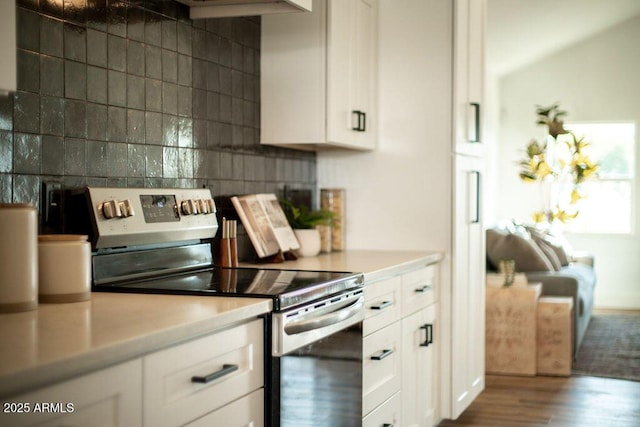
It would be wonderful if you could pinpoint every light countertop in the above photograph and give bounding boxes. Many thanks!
[0,249,442,399]
[242,249,444,282]
[0,293,272,399]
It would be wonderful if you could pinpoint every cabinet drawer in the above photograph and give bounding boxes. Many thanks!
[363,321,401,417]
[364,276,401,335]
[402,265,438,315]
[1,359,142,427]
[186,388,263,427]
[362,391,401,427]
[143,318,264,427]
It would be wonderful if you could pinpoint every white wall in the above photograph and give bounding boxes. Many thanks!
[492,15,640,309]
[317,0,453,255]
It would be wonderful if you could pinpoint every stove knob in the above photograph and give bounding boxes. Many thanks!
[119,199,135,217]
[100,200,121,219]
[206,199,216,214]
[181,199,197,215]
[197,199,209,214]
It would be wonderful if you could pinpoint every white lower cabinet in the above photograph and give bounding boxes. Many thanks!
[2,359,142,427]
[362,321,402,416]
[186,388,264,427]
[143,318,264,427]
[402,304,438,427]
[1,318,265,427]
[362,261,441,426]
[362,391,401,427]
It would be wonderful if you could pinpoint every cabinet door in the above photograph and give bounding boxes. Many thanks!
[402,304,438,427]
[453,0,485,156]
[451,154,485,419]
[1,359,142,427]
[326,0,377,150]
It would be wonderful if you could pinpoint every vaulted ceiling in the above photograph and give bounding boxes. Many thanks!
[486,0,640,76]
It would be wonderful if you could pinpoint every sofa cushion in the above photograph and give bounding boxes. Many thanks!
[486,228,555,272]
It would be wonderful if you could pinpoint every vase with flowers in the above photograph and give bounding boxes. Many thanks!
[519,103,599,224]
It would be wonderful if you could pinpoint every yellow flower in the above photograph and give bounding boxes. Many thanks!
[570,189,582,204]
[536,160,552,178]
[532,211,547,223]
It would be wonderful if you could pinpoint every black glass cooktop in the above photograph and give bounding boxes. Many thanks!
[94,267,364,311]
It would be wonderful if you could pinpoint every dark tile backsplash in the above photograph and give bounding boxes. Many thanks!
[1,0,316,214]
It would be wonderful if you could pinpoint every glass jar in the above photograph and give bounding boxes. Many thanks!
[320,189,345,251]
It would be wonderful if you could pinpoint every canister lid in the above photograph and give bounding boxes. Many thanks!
[38,234,89,242]
[0,203,36,209]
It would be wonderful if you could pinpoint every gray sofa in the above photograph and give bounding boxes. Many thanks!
[486,226,596,358]
[525,253,596,357]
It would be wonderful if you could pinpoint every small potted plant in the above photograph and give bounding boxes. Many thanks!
[280,200,334,257]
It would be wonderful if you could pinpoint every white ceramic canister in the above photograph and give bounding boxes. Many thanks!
[0,203,38,313]
[38,235,91,303]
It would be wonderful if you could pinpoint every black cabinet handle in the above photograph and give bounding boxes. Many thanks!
[191,364,238,384]
[415,284,432,293]
[383,424,394,427]
[371,348,394,360]
[470,102,481,142]
[420,324,433,347]
[351,110,366,132]
[371,300,392,310]
[471,170,481,224]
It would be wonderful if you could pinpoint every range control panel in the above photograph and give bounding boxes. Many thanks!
[86,187,218,249]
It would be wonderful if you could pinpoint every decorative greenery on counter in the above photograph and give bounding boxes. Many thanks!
[519,103,599,224]
[279,199,335,229]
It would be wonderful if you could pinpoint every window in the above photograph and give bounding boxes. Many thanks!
[562,122,635,234]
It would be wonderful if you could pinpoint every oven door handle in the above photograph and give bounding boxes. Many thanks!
[284,296,364,335]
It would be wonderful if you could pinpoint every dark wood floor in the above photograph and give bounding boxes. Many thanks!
[438,374,640,426]
[441,309,640,426]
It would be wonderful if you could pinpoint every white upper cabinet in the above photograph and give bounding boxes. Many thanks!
[453,0,485,156]
[0,0,16,95]
[176,0,311,19]
[261,0,378,151]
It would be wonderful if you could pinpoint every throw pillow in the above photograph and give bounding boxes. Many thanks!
[525,225,572,267]
[486,228,555,272]
[533,237,562,271]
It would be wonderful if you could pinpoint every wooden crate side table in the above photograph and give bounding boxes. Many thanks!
[485,283,542,376]
[537,296,574,376]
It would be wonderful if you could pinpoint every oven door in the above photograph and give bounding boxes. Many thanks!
[270,290,364,427]
[271,289,364,357]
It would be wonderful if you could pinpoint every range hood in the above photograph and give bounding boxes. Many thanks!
[176,0,312,19]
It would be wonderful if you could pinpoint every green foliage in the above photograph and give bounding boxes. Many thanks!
[280,199,335,229]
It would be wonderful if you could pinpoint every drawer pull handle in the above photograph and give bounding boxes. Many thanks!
[371,301,392,310]
[415,285,432,293]
[191,364,238,384]
[371,349,394,361]
[383,424,394,427]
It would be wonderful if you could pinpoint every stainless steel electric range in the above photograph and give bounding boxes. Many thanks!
[62,187,365,427]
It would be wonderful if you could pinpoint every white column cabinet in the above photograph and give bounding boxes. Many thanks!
[453,0,485,156]
[261,0,378,151]
[450,154,486,419]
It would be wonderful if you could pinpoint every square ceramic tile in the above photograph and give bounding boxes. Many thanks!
[87,65,107,103]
